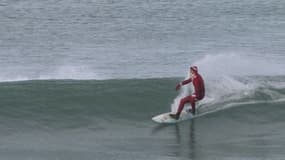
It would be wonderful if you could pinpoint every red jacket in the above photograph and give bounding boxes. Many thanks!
[182,73,205,100]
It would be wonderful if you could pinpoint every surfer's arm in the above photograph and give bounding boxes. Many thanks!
[181,78,192,85]
[176,78,192,91]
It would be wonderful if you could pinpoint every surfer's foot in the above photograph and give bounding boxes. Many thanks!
[187,109,196,115]
[169,113,179,120]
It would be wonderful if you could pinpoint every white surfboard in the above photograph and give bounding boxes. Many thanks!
[152,110,195,124]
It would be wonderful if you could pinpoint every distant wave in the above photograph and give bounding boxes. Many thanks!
[0,53,284,83]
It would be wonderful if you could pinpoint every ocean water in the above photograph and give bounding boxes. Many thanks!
[0,0,285,160]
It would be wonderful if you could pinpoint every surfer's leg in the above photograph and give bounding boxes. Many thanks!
[170,96,193,120]
[186,95,198,114]
[189,95,196,114]
[177,96,191,115]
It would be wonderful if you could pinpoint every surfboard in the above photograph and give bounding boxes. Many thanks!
[152,110,195,124]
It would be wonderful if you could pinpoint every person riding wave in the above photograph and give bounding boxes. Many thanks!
[170,66,205,120]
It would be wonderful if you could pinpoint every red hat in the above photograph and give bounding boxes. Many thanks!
[190,66,198,73]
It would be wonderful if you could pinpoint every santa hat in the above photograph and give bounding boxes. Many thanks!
[190,66,198,73]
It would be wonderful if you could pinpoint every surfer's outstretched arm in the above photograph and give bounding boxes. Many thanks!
[176,78,192,91]
[181,78,192,85]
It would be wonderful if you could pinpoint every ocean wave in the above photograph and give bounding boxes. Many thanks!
[0,76,283,125]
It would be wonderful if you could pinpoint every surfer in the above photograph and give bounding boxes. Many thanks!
[170,66,205,120]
